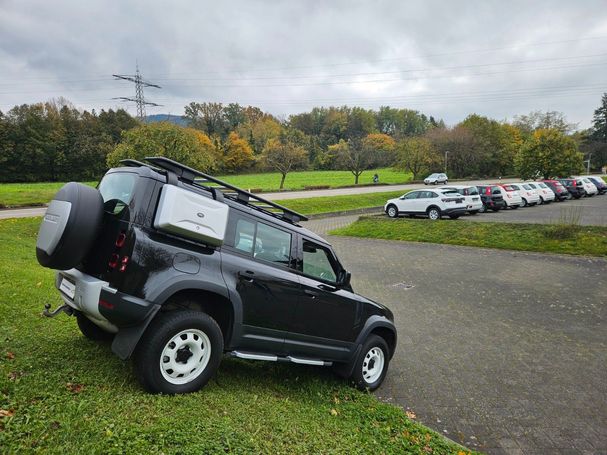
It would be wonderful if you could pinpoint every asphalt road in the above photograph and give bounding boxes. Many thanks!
[304,215,607,454]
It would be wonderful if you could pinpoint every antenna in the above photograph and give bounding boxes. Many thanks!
[113,63,161,121]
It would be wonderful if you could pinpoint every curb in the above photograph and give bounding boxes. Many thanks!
[306,206,384,220]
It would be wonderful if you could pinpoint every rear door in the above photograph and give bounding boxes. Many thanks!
[221,211,301,353]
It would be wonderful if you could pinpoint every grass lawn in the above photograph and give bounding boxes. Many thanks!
[277,190,406,216]
[0,217,469,454]
[330,216,607,257]
[0,168,410,209]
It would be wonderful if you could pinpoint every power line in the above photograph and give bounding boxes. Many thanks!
[113,63,161,120]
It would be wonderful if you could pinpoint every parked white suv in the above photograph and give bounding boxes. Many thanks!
[441,185,483,214]
[511,183,540,206]
[424,173,448,185]
[385,189,467,220]
[527,182,555,203]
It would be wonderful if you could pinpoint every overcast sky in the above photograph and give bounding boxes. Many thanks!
[1,0,606,128]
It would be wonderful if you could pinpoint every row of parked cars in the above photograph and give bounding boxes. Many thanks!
[384,175,606,220]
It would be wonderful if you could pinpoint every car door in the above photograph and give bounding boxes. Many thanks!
[397,190,420,214]
[284,237,361,361]
[220,211,301,353]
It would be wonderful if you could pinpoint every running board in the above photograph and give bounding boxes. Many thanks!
[230,351,332,366]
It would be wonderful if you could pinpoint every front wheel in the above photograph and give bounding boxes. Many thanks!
[351,335,390,391]
[427,207,441,220]
[386,205,398,218]
[133,311,223,394]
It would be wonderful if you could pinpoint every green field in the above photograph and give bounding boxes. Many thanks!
[0,168,410,208]
[277,190,406,216]
[331,216,607,257]
[0,217,469,454]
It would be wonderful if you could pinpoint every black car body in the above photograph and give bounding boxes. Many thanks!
[558,178,585,199]
[476,185,506,212]
[36,158,396,394]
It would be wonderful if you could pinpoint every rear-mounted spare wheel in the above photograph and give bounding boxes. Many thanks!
[36,182,104,270]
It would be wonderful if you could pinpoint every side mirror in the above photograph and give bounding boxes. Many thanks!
[338,270,351,287]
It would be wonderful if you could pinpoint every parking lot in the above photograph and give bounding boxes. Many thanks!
[465,195,607,227]
[304,215,607,454]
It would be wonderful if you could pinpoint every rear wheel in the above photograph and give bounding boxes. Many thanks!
[479,204,487,213]
[427,207,441,220]
[351,335,390,391]
[511,205,519,210]
[386,205,398,218]
[468,210,479,215]
[76,313,114,342]
[133,311,223,394]
[521,198,528,207]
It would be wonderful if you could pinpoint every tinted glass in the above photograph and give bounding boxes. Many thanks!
[466,187,479,195]
[234,218,256,254]
[491,187,501,194]
[522,184,532,190]
[528,183,537,189]
[538,183,548,188]
[254,223,291,266]
[303,240,337,282]
[98,173,137,215]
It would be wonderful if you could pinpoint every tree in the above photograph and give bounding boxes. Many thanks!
[513,111,577,135]
[361,133,396,167]
[261,137,308,189]
[222,132,254,172]
[395,137,439,180]
[424,126,481,178]
[515,128,583,179]
[331,139,378,184]
[107,122,218,171]
[184,102,226,137]
[591,93,607,142]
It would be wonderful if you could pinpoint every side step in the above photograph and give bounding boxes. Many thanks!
[231,351,332,366]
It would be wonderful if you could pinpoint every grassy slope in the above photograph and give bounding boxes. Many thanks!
[0,168,410,208]
[0,217,468,454]
[331,216,607,257]
[277,190,406,216]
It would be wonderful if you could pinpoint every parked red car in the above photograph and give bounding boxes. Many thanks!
[541,180,570,201]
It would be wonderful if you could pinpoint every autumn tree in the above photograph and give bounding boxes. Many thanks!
[222,131,254,172]
[515,129,583,179]
[395,137,439,180]
[331,139,378,184]
[261,137,308,189]
[184,102,226,137]
[513,110,577,135]
[107,122,218,172]
[361,133,396,167]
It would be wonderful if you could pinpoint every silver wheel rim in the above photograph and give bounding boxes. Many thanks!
[429,209,439,220]
[388,207,396,217]
[160,329,211,385]
[362,347,385,384]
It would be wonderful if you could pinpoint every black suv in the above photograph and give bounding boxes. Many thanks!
[36,158,396,394]
[476,185,506,212]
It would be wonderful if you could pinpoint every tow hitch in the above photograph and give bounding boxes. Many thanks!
[42,303,73,318]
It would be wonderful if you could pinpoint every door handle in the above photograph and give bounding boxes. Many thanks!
[304,289,319,299]
[238,271,255,282]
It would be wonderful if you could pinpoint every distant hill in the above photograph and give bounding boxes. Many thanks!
[144,114,188,126]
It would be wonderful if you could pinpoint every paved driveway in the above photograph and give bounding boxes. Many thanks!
[304,216,607,454]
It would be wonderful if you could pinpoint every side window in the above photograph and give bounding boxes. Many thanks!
[302,240,337,283]
[404,192,418,200]
[234,218,256,254]
[254,223,291,266]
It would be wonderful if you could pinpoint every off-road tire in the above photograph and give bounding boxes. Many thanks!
[133,311,223,394]
[351,335,390,391]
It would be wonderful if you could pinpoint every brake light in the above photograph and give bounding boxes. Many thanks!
[119,256,130,273]
[108,253,119,269]
[115,232,126,248]
[99,300,114,310]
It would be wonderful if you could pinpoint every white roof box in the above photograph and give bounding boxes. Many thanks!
[154,185,229,246]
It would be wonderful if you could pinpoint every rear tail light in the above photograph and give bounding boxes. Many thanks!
[115,232,126,248]
[99,300,114,310]
[119,256,130,273]
[108,253,119,269]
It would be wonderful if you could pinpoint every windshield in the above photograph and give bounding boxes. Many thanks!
[98,172,137,214]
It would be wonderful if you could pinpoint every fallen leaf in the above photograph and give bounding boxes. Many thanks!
[423,445,433,453]
[330,408,339,416]
[36,282,42,287]
[66,382,84,393]
[8,371,23,381]
[333,397,340,404]
[6,352,15,360]
[405,410,416,419]
[0,409,14,418]
[50,421,60,430]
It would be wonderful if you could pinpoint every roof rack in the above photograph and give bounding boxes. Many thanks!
[120,159,165,173]
[143,156,308,224]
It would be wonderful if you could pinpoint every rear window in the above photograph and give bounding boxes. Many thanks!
[465,187,478,195]
[502,185,516,191]
[98,173,137,214]
[522,184,532,190]
[538,183,548,188]
[491,187,501,195]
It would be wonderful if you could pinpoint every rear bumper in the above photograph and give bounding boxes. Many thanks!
[56,269,157,330]
[442,207,467,215]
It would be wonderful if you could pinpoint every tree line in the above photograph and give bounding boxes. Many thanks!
[1,95,606,184]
